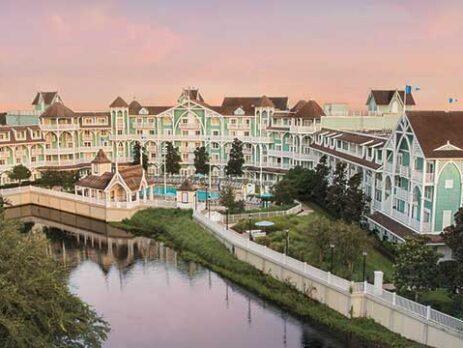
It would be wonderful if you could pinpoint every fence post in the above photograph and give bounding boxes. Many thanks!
[327,271,331,284]
[392,292,396,306]
[363,281,367,294]
[303,262,307,273]
[426,306,431,320]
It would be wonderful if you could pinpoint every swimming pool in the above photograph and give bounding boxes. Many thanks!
[153,187,219,201]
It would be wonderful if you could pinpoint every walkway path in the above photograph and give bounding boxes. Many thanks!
[298,202,314,216]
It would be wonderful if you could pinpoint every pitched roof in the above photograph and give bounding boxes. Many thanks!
[368,211,415,240]
[181,89,204,102]
[76,172,114,190]
[369,90,416,106]
[407,111,463,158]
[222,97,288,114]
[293,100,325,119]
[128,100,142,114]
[92,149,111,164]
[0,125,44,145]
[32,91,58,105]
[256,95,275,108]
[310,142,382,170]
[40,102,75,118]
[145,106,172,115]
[110,96,129,108]
[118,165,144,191]
[178,179,196,191]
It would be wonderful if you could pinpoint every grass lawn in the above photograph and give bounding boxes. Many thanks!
[113,208,421,348]
[233,211,394,283]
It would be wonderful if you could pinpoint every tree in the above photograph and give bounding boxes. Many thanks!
[342,172,370,223]
[312,155,330,206]
[225,138,245,177]
[272,179,296,205]
[38,170,62,189]
[442,208,463,293]
[326,162,347,218]
[220,184,245,214]
[393,236,439,301]
[132,141,148,171]
[164,142,181,175]
[308,216,334,264]
[0,219,109,347]
[39,170,80,192]
[7,164,31,185]
[194,146,209,175]
[334,221,369,277]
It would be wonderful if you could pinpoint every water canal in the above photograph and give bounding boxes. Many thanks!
[7,205,347,348]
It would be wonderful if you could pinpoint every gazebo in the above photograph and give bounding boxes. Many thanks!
[176,179,197,209]
[75,149,155,206]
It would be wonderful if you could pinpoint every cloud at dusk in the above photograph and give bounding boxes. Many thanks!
[0,0,462,111]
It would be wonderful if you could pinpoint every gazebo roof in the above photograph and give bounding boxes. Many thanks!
[178,179,196,191]
[92,149,111,164]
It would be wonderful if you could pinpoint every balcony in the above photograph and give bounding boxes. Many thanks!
[289,125,320,134]
[392,209,409,224]
[395,187,409,201]
[396,164,410,177]
[268,149,292,158]
[179,122,201,129]
[45,147,76,155]
[385,162,393,172]
[41,123,79,131]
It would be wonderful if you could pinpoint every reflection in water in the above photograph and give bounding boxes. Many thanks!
[12,205,347,348]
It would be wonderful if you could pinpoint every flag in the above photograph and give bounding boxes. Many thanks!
[405,85,421,94]
[449,98,459,104]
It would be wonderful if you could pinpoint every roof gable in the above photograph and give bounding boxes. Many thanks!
[110,96,129,108]
[406,111,463,158]
[40,102,75,118]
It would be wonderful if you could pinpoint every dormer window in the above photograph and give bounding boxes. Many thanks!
[234,107,245,116]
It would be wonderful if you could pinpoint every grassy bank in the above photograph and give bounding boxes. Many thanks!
[113,208,422,348]
[233,212,394,282]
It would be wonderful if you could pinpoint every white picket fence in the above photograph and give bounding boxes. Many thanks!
[194,211,463,335]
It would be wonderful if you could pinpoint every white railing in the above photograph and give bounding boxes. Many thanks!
[395,187,409,201]
[194,211,352,292]
[195,211,463,337]
[41,124,79,131]
[392,209,409,224]
[267,149,292,158]
[223,201,303,224]
[289,125,320,134]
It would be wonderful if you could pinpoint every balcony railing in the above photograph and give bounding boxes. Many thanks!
[392,209,409,224]
[396,164,410,177]
[395,187,409,201]
[289,125,320,134]
[41,124,79,131]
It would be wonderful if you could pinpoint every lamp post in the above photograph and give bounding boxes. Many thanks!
[207,136,212,193]
[248,214,252,241]
[284,229,289,255]
[330,244,335,273]
[162,144,167,200]
[362,251,368,282]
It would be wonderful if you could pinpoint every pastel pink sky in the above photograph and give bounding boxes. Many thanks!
[0,0,462,111]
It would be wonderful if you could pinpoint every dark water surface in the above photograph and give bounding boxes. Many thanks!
[9,205,347,348]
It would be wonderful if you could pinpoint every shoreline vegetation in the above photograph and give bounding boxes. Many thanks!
[113,208,423,348]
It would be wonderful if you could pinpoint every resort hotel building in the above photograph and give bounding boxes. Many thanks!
[0,87,461,249]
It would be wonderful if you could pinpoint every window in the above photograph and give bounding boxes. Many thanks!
[443,210,453,228]
[213,131,219,136]
[445,179,454,189]
[424,211,430,223]
[425,187,433,200]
